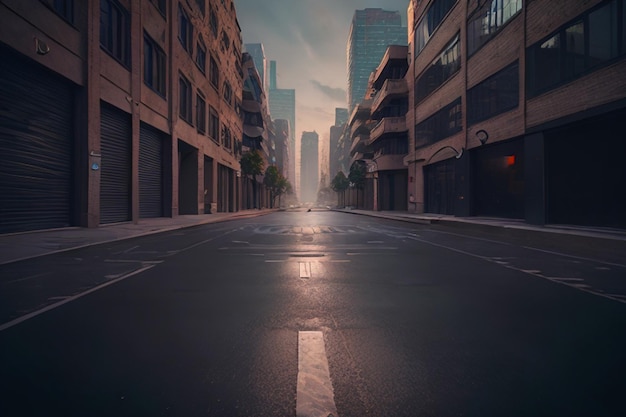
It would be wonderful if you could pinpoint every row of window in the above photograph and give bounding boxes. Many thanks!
[415,97,463,149]
[527,0,626,97]
[179,74,234,150]
[415,33,460,105]
[414,0,457,57]
[467,0,522,56]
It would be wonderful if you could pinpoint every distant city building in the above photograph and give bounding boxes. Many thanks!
[244,43,268,94]
[300,131,319,203]
[347,8,406,112]
[330,108,349,178]
[335,108,349,127]
[268,61,296,194]
[273,119,290,179]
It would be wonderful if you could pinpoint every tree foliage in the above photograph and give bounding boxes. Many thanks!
[330,171,350,208]
[348,162,366,189]
[330,171,349,193]
[240,149,264,178]
[263,165,289,208]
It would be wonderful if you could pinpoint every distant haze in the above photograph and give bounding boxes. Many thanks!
[234,0,409,186]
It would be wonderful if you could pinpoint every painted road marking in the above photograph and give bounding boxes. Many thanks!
[0,265,155,332]
[300,262,312,279]
[296,331,338,417]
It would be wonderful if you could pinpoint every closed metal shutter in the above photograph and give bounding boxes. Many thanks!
[0,45,74,234]
[139,123,164,218]
[100,103,131,224]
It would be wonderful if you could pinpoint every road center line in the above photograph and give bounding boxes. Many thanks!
[299,262,311,278]
[296,331,338,417]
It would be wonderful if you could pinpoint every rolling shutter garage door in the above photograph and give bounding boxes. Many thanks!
[0,46,74,234]
[100,103,131,224]
[139,123,164,218]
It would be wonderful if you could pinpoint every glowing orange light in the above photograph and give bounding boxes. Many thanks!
[506,155,516,166]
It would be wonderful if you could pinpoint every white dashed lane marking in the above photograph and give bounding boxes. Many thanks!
[296,331,338,417]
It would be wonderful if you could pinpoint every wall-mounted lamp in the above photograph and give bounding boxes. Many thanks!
[34,37,50,55]
[426,145,464,164]
[476,129,489,145]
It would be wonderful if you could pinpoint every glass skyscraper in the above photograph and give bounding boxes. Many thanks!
[347,8,406,112]
[268,60,296,193]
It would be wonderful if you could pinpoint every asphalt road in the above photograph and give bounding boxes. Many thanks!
[1,209,625,416]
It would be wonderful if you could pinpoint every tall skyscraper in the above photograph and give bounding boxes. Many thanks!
[244,43,268,94]
[347,8,406,112]
[335,108,349,127]
[300,131,319,203]
[330,108,349,178]
[268,61,296,193]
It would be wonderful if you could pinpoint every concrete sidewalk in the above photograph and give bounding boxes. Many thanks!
[0,209,277,266]
[334,208,626,242]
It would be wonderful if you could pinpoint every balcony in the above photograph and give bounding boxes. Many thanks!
[371,79,408,114]
[372,45,409,88]
[348,99,372,127]
[368,116,407,145]
[350,132,369,156]
[372,153,406,172]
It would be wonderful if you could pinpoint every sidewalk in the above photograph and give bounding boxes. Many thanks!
[0,209,277,266]
[333,208,626,242]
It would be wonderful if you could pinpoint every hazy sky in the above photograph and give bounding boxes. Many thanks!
[233,0,409,182]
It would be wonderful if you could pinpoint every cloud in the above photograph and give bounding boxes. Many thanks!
[310,80,346,102]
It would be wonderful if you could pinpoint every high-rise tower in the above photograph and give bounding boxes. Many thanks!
[347,8,406,112]
[268,60,296,192]
[300,131,319,203]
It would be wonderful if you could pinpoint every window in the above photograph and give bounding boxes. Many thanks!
[196,93,206,133]
[220,31,230,52]
[144,33,166,96]
[526,0,626,97]
[178,3,193,53]
[565,21,585,79]
[223,81,232,105]
[467,0,522,56]
[210,55,219,88]
[210,7,218,38]
[414,97,462,149]
[222,125,232,149]
[415,33,461,105]
[588,2,619,65]
[179,74,192,123]
[467,61,519,125]
[209,106,219,141]
[414,0,457,57]
[196,40,207,73]
[244,111,263,128]
[149,0,166,16]
[100,0,130,67]
[195,0,205,16]
[42,0,74,23]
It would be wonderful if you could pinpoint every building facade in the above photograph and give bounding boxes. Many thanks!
[347,8,406,113]
[367,45,409,211]
[406,0,626,228]
[268,61,296,195]
[243,43,268,95]
[0,0,244,234]
[300,131,319,203]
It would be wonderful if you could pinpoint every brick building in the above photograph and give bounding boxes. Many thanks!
[406,0,626,228]
[0,0,243,234]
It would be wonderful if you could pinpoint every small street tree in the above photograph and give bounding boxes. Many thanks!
[263,165,289,208]
[330,171,349,208]
[348,162,366,208]
[240,149,264,208]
